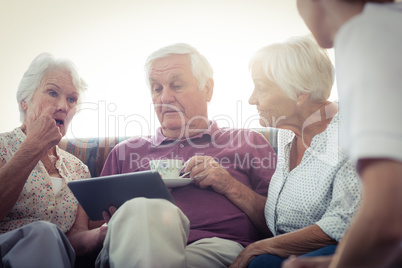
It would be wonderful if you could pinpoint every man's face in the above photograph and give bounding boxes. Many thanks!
[297,0,334,48]
[149,54,213,138]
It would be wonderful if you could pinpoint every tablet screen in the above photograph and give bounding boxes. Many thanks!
[68,171,175,221]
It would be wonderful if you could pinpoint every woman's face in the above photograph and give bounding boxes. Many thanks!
[22,68,79,137]
[249,63,297,128]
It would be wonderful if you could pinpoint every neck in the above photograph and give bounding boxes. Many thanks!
[20,124,27,135]
[292,101,337,148]
[324,0,365,36]
[162,120,210,139]
[47,146,57,157]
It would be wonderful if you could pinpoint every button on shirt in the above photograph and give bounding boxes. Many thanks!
[265,113,362,241]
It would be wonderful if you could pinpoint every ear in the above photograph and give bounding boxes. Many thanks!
[297,92,310,105]
[20,100,28,111]
[204,78,214,102]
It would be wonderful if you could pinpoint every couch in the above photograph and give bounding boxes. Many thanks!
[59,128,279,178]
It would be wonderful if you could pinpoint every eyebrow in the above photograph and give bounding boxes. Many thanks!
[46,83,61,89]
[70,92,79,98]
[149,74,183,83]
[169,75,183,81]
[45,83,79,97]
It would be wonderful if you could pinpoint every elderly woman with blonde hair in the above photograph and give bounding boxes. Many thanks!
[230,36,362,268]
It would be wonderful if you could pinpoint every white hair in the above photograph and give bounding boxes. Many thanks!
[249,35,334,101]
[16,52,88,122]
[144,43,213,91]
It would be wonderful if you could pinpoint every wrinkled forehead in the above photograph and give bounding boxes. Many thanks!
[250,61,265,78]
[39,68,78,94]
[149,54,193,81]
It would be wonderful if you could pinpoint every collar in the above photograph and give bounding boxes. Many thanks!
[12,127,27,151]
[152,120,219,146]
[283,112,340,145]
[284,112,339,147]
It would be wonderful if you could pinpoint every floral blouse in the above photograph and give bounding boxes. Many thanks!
[0,127,90,233]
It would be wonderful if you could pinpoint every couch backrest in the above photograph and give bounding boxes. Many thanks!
[59,128,279,177]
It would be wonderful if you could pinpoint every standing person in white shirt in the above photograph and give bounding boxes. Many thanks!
[284,0,402,267]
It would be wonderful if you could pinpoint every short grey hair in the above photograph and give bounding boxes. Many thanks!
[144,43,213,91]
[16,52,88,122]
[249,35,334,101]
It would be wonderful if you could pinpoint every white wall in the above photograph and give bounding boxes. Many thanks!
[0,0,335,138]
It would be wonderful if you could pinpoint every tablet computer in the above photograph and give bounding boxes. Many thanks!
[67,170,176,221]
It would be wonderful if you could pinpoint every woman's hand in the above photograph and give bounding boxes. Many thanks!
[229,245,258,268]
[72,224,108,256]
[69,206,118,256]
[102,206,117,224]
[66,205,108,256]
[230,241,272,268]
[24,106,62,149]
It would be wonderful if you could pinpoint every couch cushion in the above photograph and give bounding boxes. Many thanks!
[59,137,125,177]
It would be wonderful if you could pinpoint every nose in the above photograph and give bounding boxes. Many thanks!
[161,87,176,104]
[56,97,69,112]
[248,89,258,105]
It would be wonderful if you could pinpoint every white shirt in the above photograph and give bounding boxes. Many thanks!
[50,177,64,194]
[335,2,402,163]
[265,113,362,241]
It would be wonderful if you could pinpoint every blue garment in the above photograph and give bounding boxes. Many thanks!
[248,245,337,268]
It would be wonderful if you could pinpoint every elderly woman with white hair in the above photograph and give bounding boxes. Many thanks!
[0,53,106,267]
[230,36,362,268]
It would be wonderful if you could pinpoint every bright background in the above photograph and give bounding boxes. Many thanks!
[0,0,337,139]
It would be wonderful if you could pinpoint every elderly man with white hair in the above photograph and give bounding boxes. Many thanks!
[96,43,276,267]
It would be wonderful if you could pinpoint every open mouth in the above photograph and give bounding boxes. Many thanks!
[55,119,64,126]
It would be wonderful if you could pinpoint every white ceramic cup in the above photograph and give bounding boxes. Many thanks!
[149,159,184,179]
